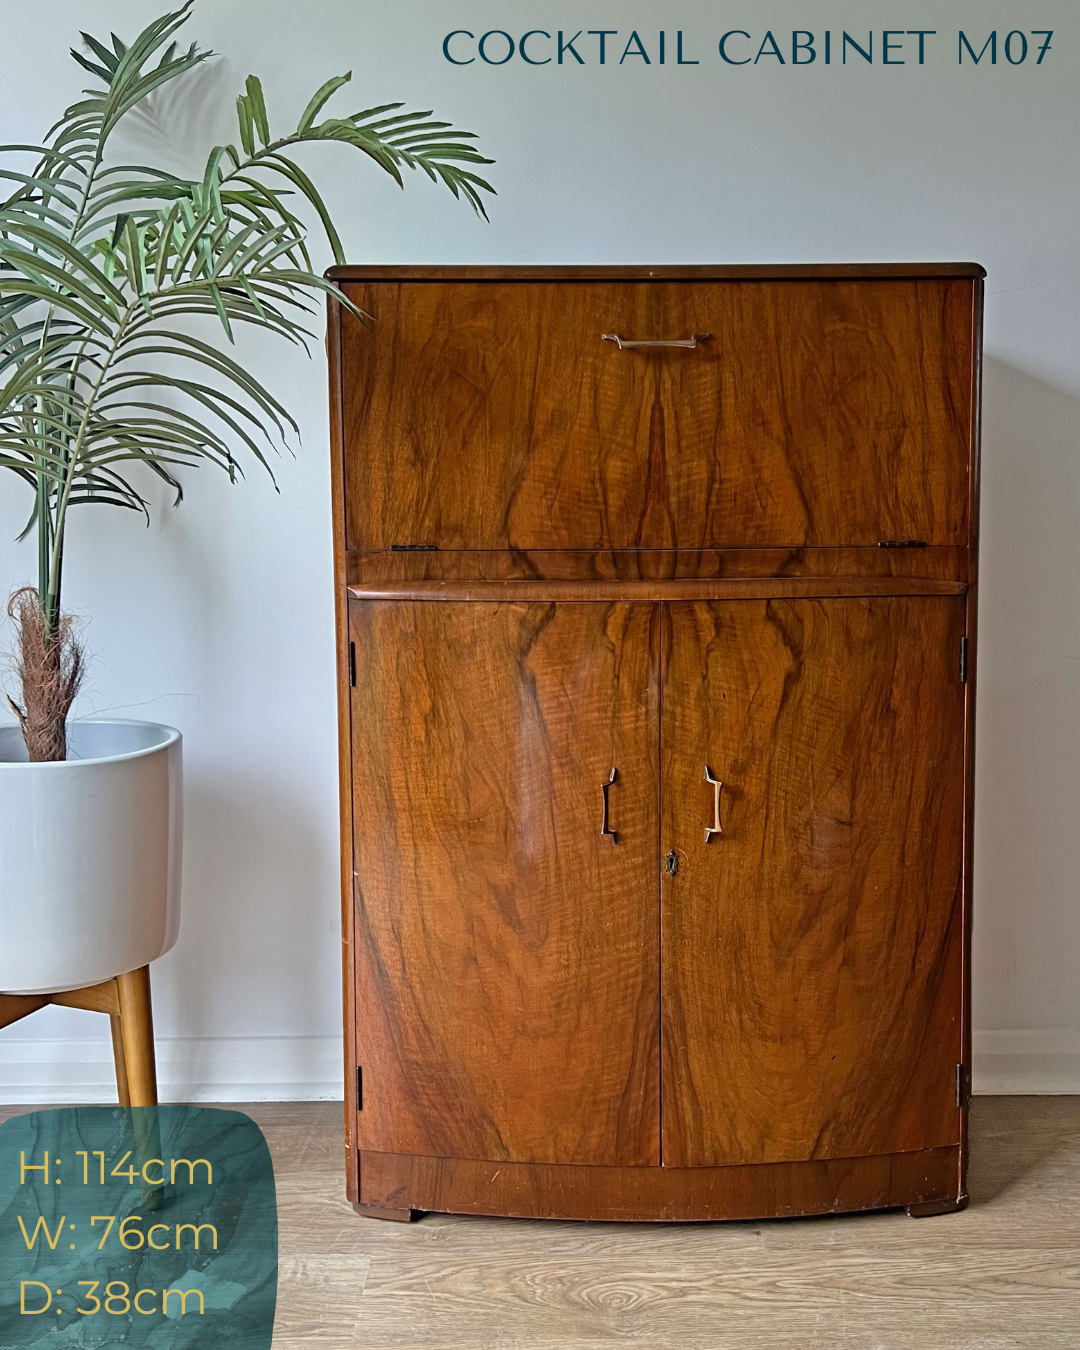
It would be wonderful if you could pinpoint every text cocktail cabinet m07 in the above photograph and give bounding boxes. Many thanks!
[328,264,982,1223]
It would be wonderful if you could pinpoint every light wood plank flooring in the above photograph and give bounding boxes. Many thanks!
[3,1097,1077,1347]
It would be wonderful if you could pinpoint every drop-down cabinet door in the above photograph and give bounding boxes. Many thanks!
[350,600,660,1167]
[660,596,967,1168]
[340,278,972,552]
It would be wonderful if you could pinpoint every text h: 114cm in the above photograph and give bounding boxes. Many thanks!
[442,30,1054,67]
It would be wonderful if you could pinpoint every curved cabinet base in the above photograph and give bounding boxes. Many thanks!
[356,1145,961,1224]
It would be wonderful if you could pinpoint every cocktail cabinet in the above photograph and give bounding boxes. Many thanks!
[327,264,982,1222]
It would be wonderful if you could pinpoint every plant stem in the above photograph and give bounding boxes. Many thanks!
[35,454,50,616]
[30,144,107,632]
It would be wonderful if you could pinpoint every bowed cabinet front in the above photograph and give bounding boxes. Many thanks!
[329,264,982,1223]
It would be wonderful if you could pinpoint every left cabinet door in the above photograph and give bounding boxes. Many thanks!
[349,600,660,1166]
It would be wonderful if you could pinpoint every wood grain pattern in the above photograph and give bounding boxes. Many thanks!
[349,578,965,603]
[327,266,981,1228]
[347,545,970,585]
[358,1146,959,1223]
[351,1245,1080,1350]
[660,597,967,1167]
[3,1097,1059,1349]
[349,600,660,1166]
[340,279,972,552]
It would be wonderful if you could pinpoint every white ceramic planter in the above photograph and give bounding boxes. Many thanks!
[0,719,181,995]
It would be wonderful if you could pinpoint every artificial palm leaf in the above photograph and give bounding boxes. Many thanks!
[0,1,493,758]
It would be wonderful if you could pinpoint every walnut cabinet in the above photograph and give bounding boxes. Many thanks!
[328,264,982,1223]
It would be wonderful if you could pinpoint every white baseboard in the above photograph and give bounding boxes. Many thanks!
[0,1035,344,1104]
[1,1030,1077,1104]
[973,1029,1080,1095]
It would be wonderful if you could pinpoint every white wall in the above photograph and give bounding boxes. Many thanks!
[2,0,1078,1098]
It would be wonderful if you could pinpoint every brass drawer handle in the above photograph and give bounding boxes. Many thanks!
[601,331,711,350]
[600,767,619,844]
[704,765,723,842]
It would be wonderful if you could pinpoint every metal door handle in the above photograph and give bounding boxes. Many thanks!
[704,765,723,842]
[601,332,711,350]
[600,767,619,844]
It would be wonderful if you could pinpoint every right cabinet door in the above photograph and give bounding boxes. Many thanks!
[660,596,967,1168]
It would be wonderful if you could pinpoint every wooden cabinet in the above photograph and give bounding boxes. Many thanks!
[329,264,982,1223]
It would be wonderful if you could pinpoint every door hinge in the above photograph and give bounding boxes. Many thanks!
[959,636,968,684]
[390,543,438,552]
[356,1066,363,1111]
[878,539,927,549]
[348,641,356,687]
[955,1062,968,1108]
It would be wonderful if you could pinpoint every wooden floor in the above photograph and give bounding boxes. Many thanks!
[3,1097,1078,1347]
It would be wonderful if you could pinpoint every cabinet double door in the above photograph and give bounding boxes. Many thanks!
[350,594,966,1171]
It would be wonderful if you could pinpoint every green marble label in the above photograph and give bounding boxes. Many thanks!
[0,1106,277,1346]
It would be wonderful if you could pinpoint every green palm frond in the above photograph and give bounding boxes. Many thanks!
[0,2,494,631]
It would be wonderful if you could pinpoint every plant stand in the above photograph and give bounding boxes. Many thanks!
[0,966,158,1106]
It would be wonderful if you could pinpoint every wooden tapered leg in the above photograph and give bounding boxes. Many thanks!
[116,966,158,1107]
[110,1014,131,1107]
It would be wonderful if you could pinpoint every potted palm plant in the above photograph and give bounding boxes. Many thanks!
[0,3,493,999]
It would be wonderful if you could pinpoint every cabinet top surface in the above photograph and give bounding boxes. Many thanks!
[327,262,985,283]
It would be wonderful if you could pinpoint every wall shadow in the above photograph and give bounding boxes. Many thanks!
[974,358,1080,1036]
